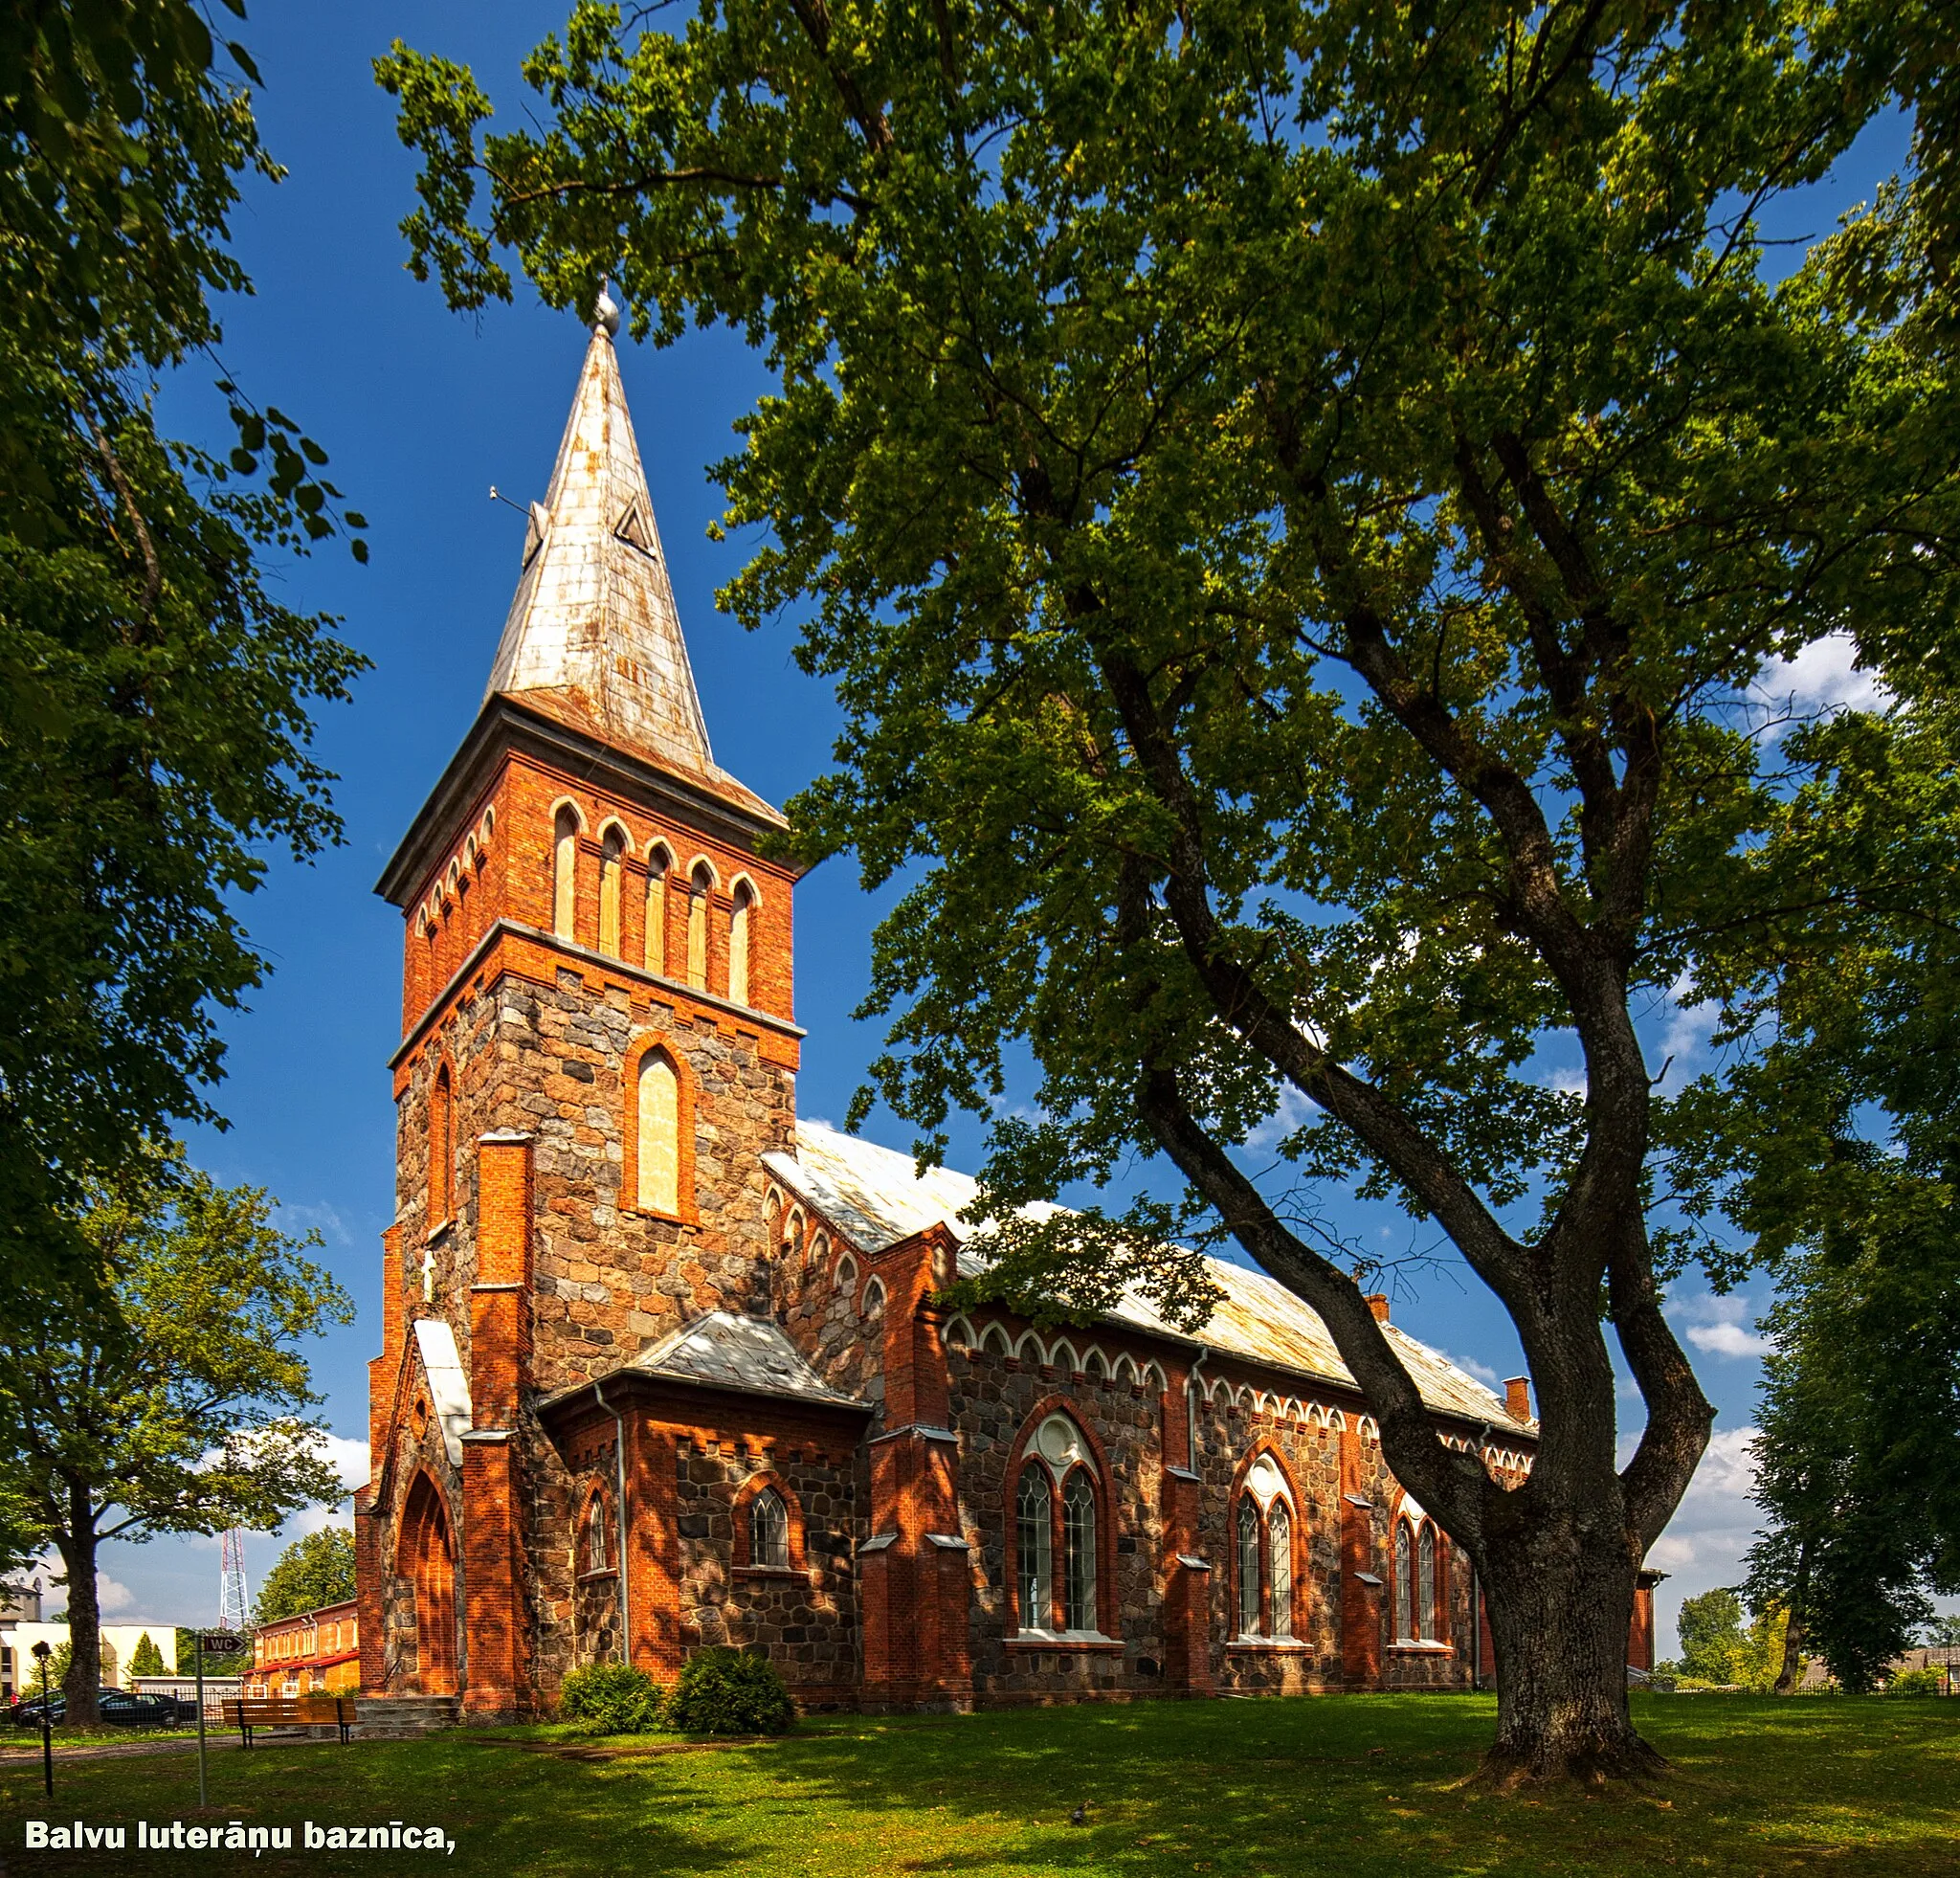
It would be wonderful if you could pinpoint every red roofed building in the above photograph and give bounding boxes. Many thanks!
[249,1600,359,1698]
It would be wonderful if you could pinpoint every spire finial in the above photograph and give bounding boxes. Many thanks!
[594,278,621,340]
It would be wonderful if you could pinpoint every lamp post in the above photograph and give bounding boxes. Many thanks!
[30,1639,52,1798]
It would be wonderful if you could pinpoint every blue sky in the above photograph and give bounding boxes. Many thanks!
[56,5,1913,1657]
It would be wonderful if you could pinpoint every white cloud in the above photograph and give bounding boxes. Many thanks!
[1643,1424,1762,1576]
[97,1574,137,1618]
[1542,1066,1589,1100]
[1753,631,1888,724]
[1657,970,1720,1067]
[1246,1083,1316,1154]
[1668,1290,1771,1359]
[276,1200,353,1248]
[312,1433,369,1494]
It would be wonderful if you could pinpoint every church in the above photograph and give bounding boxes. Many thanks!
[353,302,1585,1720]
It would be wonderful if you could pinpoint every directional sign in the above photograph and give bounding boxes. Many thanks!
[199,1632,243,1657]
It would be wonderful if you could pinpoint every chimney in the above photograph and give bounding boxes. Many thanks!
[1365,1293,1391,1324]
[1503,1375,1532,1422]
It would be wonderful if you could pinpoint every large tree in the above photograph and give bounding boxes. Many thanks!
[0,1148,351,1725]
[381,0,1960,1780]
[253,1527,356,1626]
[0,2,367,1292]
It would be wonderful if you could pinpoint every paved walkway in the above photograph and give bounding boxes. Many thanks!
[0,1732,345,1764]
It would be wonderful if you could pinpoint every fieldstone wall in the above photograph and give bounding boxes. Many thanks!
[672,1440,858,1708]
[1192,1389,1347,1694]
[947,1332,1169,1703]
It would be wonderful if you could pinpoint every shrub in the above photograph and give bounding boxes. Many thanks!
[665,1647,795,1735]
[1885,1666,1944,1697]
[557,1662,663,1734]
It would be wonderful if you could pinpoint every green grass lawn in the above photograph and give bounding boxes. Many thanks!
[3,1693,1955,1875]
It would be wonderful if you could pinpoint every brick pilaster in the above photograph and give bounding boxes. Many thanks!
[861,1227,969,1710]
[461,1130,533,1719]
[1339,1422,1382,1688]
[1159,1360,1213,1694]
[355,1492,387,1693]
[626,1417,677,1679]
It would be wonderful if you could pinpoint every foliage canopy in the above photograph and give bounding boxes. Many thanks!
[379,0,1960,1778]
[0,0,368,1288]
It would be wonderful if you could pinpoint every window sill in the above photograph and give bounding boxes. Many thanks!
[1226,1637,1311,1651]
[426,1218,453,1245]
[1386,1641,1455,1656]
[575,1568,619,1585]
[629,1204,698,1229]
[733,1565,807,1581]
[1005,1632,1125,1653]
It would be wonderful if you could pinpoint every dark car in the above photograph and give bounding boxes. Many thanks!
[99,1690,199,1728]
[8,1687,116,1727]
[9,1688,193,1728]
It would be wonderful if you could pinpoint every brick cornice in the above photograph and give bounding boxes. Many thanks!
[376,694,799,909]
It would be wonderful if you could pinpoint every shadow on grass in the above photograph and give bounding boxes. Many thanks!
[4,1692,1958,1875]
[605,1691,1960,1878]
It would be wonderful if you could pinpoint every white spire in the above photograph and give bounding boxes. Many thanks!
[484,321,719,780]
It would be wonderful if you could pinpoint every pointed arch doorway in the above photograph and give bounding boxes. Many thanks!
[400,1471,458,1694]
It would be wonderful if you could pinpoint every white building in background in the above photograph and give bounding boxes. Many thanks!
[0,1602,183,1702]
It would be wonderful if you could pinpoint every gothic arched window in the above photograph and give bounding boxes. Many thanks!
[1062,1470,1098,1633]
[428,1063,453,1235]
[552,805,579,942]
[583,1494,610,1575]
[728,879,755,1007]
[1268,1500,1294,1639]
[1418,1523,1437,1642]
[635,1050,680,1215]
[687,861,713,990]
[598,824,626,957]
[1015,1464,1053,1633]
[645,844,672,976]
[1236,1495,1262,1638]
[1395,1521,1415,1643]
[749,1487,790,1570]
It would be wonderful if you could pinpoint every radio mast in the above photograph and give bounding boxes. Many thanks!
[217,1530,250,1634]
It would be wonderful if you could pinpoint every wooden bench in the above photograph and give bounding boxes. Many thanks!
[221,1696,358,1746]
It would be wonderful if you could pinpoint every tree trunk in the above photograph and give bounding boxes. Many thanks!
[1774,1548,1809,1694]
[1472,1516,1666,1788]
[56,1479,101,1728]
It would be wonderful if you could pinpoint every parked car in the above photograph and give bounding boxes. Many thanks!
[8,1688,116,1727]
[99,1689,199,1727]
[9,1688,194,1728]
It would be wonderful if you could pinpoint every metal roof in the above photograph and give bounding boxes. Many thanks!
[765,1123,1534,1438]
[624,1309,864,1409]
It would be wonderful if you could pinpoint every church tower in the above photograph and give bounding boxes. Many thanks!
[357,299,805,1716]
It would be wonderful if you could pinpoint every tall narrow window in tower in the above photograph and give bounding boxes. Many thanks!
[1015,1464,1052,1632]
[583,1494,609,1574]
[552,805,579,941]
[728,879,755,1006]
[749,1487,790,1569]
[635,1050,680,1215]
[598,825,625,957]
[1418,1524,1437,1641]
[1394,1521,1415,1642]
[428,1065,453,1232]
[1062,1470,1098,1632]
[645,844,671,975]
[1236,1496,1262,1637]
[1268,1500,1294,1638]
[687,862,713,989]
